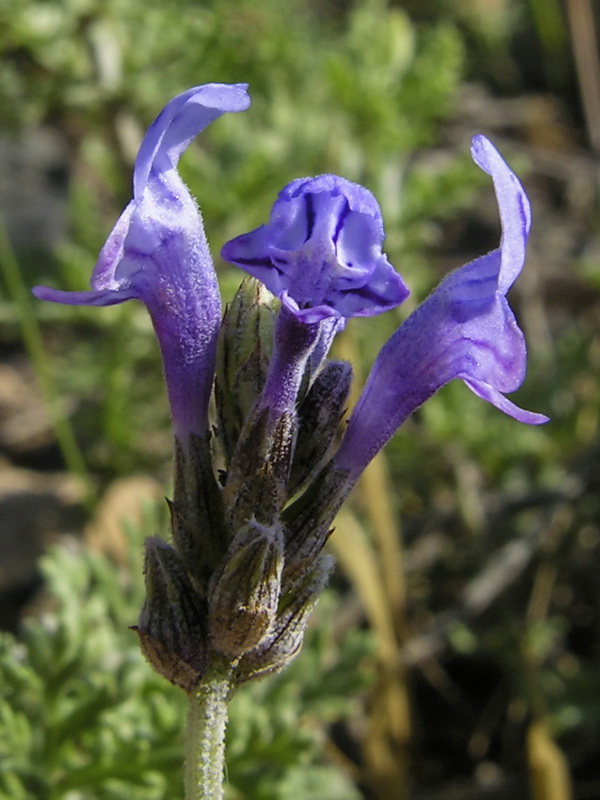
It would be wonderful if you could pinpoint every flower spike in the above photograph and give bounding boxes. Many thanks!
[335,135,548,481]
[33,83,251,443]
[221,174,409,323]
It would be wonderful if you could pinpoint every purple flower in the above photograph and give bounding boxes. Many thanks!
[221,174,409,324]
[33,83,251,443]
[335,135,548,480]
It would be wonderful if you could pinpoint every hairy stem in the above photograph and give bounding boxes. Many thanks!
[184,666,232,800]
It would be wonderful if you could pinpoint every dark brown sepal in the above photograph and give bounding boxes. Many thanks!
[288,360,352,495]
[171,433,228,583]
[282,462,349,571]
[223,407,297,529]
[134,537,208,692]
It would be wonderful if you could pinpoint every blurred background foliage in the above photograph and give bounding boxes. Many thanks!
[0,0,599,798]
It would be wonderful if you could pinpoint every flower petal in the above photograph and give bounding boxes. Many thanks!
[222,174,409,321]
[31,286,138,306]
[33,84,251,442]
[470,135,531,294]
[334,139,546,480]
[134,83,250,198]
[463,377,549,424]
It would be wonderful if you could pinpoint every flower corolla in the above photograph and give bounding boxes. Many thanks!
[335,135,548,480]
[222,174,409,323]
[33,83,251,441]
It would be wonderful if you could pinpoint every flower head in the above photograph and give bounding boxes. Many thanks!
[221,174,409,323]
[33,83,251,442]
[335,135,548,479]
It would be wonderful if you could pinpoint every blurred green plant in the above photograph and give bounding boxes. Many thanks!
[0,518,372,800]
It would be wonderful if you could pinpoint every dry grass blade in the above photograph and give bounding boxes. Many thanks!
[566,0,600,153]
[331,506,411,800]
[527,720,574,800]
[332,506,398,665]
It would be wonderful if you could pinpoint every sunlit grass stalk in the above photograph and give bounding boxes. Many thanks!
[523,509,574,800]
[334,324,412,800]
[359,454,407,632]
[0,218,94,509]
[335,324,409,639]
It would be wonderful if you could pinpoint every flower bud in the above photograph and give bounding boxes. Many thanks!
[222,407,297,529]
[282,462,348,568]
[288,359,352,495]
[208,520,283,658]
[133,537,208,692]
[236,553,334,683]
[215,277,276,461]
[170,434,228,584]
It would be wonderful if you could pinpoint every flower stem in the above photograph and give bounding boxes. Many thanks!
[184,665,232,800]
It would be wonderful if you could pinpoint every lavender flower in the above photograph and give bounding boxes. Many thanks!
[221,173,409,446]
[221,174,409,324]
[33,83,251,442]
[335,135,548,480]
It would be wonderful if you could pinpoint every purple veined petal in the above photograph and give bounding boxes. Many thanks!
[31,286,139,306]
[134,83,250,198]
[334,208,386,286]
[221,228,289,295]
[222,173,409,322]
[279,173,385,219]
[334,140,547,482]
[33,84,251,444]
[463,377,549,425]
[89,201,137,291]
[334,265,547,480]
[280,291,344,324]
[333,253,408,318]
[471,135,531,294]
